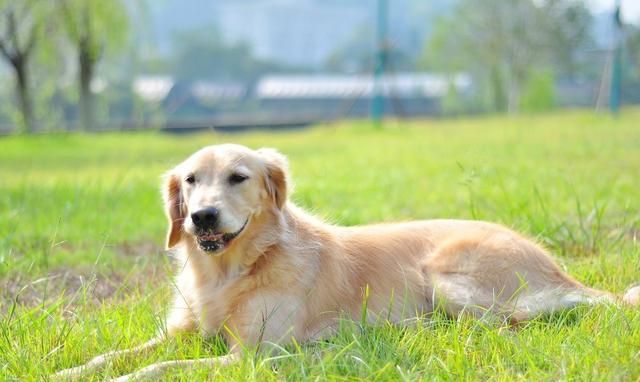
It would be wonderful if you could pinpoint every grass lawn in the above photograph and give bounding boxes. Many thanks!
[1,109,639,381]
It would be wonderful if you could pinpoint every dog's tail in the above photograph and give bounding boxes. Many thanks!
[623,285,640,306]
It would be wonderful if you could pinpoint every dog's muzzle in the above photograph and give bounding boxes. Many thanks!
[196,219,248,254]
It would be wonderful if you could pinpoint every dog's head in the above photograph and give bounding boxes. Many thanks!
[162,144,288,254]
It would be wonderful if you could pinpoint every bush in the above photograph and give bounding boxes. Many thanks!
[520,70,556,112]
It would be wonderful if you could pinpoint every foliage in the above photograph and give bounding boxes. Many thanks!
[325,25,416,74]
[170,26,283,82]
[57,0,130,131]
[520,70,557,112]
[325,25,375,73]
[0,0,132,133]
[423,0,592,114]
[626,25,640,79]
[0,0,51,132]
[57,0,129,63]
[544,0,595,76]
[1,110,639,380]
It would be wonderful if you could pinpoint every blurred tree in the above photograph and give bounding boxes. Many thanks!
[423,0,592,114]
[544,0,593,77]
[620,25,640,104]
[325,25,374,73]
[57,0,129,130]
[0,0,48,133]
[520,70,556,112]
[628,25,640,78]
[171,27,283,82]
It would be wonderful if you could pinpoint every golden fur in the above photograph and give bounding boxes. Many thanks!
[53,144,640,381]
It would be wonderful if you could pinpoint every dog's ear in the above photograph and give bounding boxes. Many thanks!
[162,171,185,249]
[257,148,289,209]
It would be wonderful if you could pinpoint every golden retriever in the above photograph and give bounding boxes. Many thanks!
[53,144,640,381]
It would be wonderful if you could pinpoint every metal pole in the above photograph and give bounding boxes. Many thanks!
[610,0,622,114]
[371,0,387,126]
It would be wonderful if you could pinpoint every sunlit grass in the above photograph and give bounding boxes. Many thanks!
[1,109,639,380]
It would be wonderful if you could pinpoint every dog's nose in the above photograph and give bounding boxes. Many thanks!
[191,207,220,230]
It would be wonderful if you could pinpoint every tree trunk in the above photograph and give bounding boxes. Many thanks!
[78,39,95,131]
[13,58,35,133]
[490,66,507,113]
[508,67,529,115]
[507,78,520,115]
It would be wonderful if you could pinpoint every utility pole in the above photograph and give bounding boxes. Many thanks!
[371,0,388,126]
[610,0,622,114]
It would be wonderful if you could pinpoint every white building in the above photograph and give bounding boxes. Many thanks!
[255,73,472,99]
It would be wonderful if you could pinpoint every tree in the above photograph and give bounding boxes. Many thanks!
[325,25,374,73]
[170,27,283,83]
[57,0,129,130]
[0,1,47,133]
[628,25,640,79]
[423,0,592,114]
[543,0,593,77]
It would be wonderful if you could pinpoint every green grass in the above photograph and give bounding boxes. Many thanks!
[1,109,639,381]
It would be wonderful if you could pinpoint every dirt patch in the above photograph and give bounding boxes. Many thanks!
[0,266,170,316]
[110,240,165,258]
[1,241,171,315]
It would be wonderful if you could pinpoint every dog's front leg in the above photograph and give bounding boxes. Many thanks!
[107,353,239,382]
[50,336,164,380]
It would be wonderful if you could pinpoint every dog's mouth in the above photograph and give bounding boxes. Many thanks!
[196,219,248,253]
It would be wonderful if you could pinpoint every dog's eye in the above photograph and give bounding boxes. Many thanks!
[228,173,248,185]
[185,174,196,184]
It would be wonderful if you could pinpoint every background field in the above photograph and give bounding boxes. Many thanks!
[1,110,639,381]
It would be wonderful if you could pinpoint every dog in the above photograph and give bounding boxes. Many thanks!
[53,144,640,381]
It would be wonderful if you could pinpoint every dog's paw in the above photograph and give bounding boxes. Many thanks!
[49,365,87,381]
[623,285,640,306]
[49,353,112,381]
